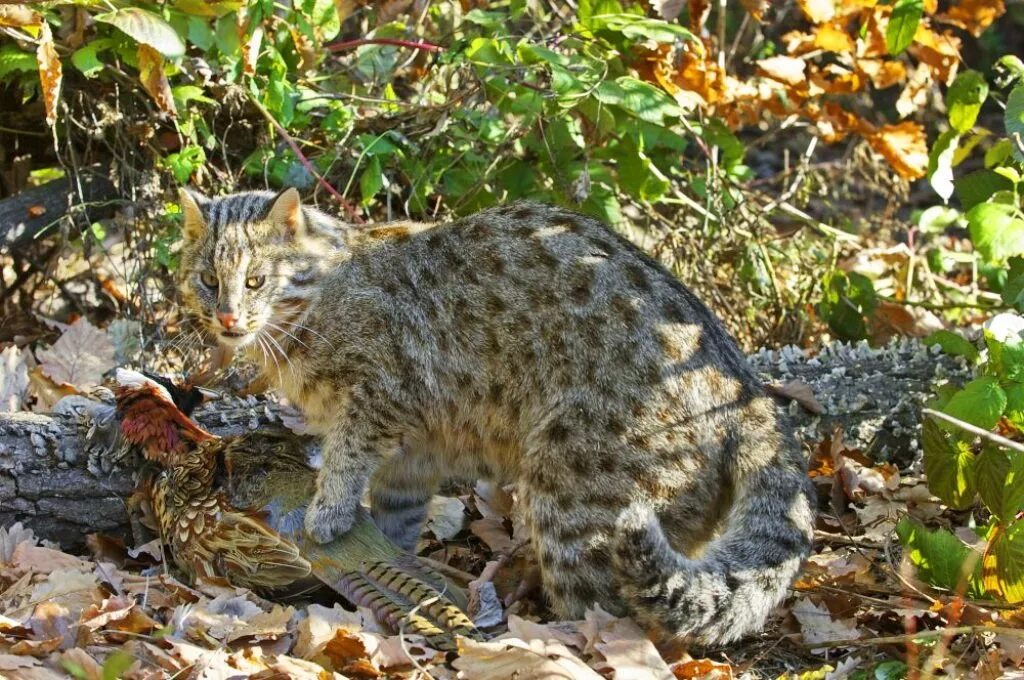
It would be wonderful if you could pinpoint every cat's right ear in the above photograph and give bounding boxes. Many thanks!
[179,188,208,241]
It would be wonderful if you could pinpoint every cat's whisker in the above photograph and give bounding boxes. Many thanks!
[262,330,297,376]
[256,332,283,385]
[264,321,309,349]
[277,319,334,348]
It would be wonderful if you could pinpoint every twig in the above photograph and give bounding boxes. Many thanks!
[246,94,364,224]
[922,408,1024,454]
[326,37,444,53]
[418,556,476,585]
[805,625,1024,650]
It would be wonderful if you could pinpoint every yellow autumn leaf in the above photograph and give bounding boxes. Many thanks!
[798,0,835,23]
[36,22,61,126]
[814,22,855,52]
[937,0,1005,37]
[866,121,928,179]
[137,44,177,116]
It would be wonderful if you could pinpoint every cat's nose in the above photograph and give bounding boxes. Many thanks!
[216,311,238,330]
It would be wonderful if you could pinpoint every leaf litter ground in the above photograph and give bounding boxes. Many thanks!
[1,427,1023,679]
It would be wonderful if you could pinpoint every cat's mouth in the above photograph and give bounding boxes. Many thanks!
[215,328,254,348]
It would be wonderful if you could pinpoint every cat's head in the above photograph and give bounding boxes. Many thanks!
[178,188,342,351]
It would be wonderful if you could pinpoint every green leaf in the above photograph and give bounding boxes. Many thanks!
[986,331,1024,383]
[817,271,877,341]
[214,13,241,57]
[1003,257,1024,312]
[618,139,670,202]
[101,650,134,680]
[946,70,988,134]
[984,520,1024,602]
[975,446,1024,521]
[943,376,1007,430]
[614,77,683,125]
[71,39,114,78]
[586,13,696,43]
[955,169,1015,211]
[0,44,38,79]
[360,155,385,206]
[1007,85,1024,163]
[885,0,923,55]
[164,145,206,184]
[922,418,977,509]
[967,202,1024,264]
[701,118,745,170]
[187,16,215,51]
[927,129,959,202]
[896,518,983,595]
[924,330,979,362]
[95,8,186,58]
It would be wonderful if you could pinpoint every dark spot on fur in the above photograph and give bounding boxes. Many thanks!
[545,420,569,443]
[662,300,689,324]
[511,205,536,220]
[568,265,595,305]
[467,221,491,239]
[624,262,651,292]
[488,383,504,404]
[485,293,506,315]
[587,236,614,255]
[527,241,559,269]
[607,416,626,436]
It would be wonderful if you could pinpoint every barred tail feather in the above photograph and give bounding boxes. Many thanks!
[613,462,814,644]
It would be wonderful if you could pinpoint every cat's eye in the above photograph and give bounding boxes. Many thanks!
[246,275,266,289]
[199,272,218,289]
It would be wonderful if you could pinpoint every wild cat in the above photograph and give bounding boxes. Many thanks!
[177,187,814,644]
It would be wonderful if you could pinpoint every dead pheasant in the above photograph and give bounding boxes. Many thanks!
[114,369,480,649]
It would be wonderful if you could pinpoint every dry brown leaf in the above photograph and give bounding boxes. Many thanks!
[11,542,90,575]
[0,653,43,671]
[9,636,62,657]
[910,26,961,84]
[866,121,928,179]
[293,603,364,659]
[0,5,41,27]
[137,44,177,116]
[592,617,673,679]
[799,0,835,23]
[80,596,159,635]
[36,22,61,126]
[506,615,587,649]
[858,58,907,89]
[791,598,861,646]
[936,0,1005,37]
[426,495,465,541]
[470,517,515,555]
[765,380,825,415]
[36,318,116,390]
[757,56,807,87]
[320,630,380,677]
[454,636,604,679]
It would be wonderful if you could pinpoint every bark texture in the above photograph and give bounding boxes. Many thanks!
[0,339,970,549]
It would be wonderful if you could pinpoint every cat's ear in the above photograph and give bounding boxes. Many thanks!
[268,187,305,239]
[179,188,208,241]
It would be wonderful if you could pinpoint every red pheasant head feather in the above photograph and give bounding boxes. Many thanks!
[115,369,216,465]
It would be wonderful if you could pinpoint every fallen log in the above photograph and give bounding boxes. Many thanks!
[0,339,971,549]
[0,168,120,254]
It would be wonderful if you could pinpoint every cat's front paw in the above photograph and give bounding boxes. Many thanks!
[305,495,356,544]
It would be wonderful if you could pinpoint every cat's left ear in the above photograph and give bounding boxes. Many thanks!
[268,187,305,239]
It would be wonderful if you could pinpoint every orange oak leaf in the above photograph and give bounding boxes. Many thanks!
[36,22,61,126]
[936,0,1005,37]
[137,44,177,116]
[866,121,928,179]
